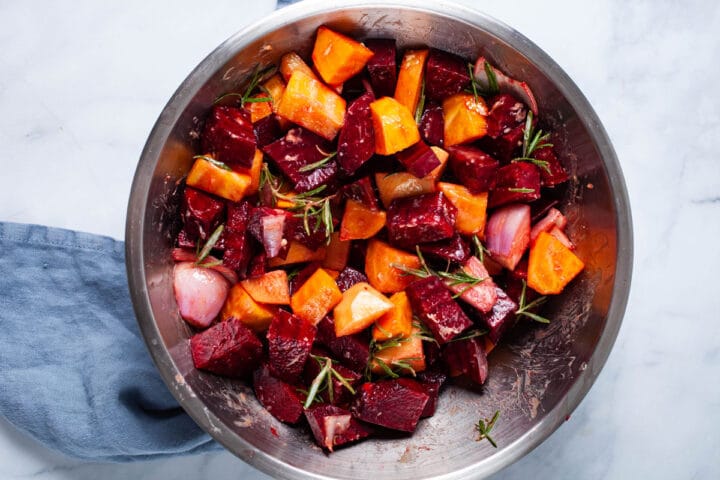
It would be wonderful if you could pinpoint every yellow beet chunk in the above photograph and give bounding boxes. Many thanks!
[240,270,290,305]
[372,291,413,341]
[220,283,275,332]
[339,199,387,241]
[277,70,346,141]
[279,52,319,83]
[371,326,426,375]
[333,282,394,337]
[312,26,374,86]
[394,49,429,115]
[438,182,489,236]
[442,93,488,147]
[186,157,251,202]
[290,268,342,325]
[527,232,585,295]
[365,239,422,293]
[370,97,420,155]
[267,240,327,267]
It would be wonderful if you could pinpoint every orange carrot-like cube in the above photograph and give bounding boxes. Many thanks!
[370,97,421,155]
[372,291,413,341]
[322,232,351,271]
[312,26,374,86]
[339,199,387,241]
[220,283,275,332]
[248,93,273,123]
[365,239,422,293]
[428,146,449,180]
[267,240,327,267]
[277,70,346,141]
[186,156,251,202]
[240,270,290,305]
[442,93,488,147]
[527,232,585,295]
[279,51,319,83]
[394,49,429,115]
[290,268,343,325]
[262,74,286,112]
[371,326,426,374]
[438,182,488,236]
[333,282,394,337]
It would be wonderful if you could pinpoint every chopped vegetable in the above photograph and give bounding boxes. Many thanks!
[370,96,421,155]
[527,232,585,294]
[312,26,374,85]
[290,267,343,325]
[333,282,394,337]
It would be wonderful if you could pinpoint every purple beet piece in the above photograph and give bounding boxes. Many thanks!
[447,145,499,193]
[342,176,379,210]
[396,139,441,178]
[486,93,528,139]
[247,249,267,278]
[247,207,292,259]
[480,286,518,344]
[419,101,444,147]
[337,93,375,175]
[176,228,196,249]
[190,317,264,378]
[416,370,447,418]
[253,114,283,148]
[424,49,470,101]
[406,276,473,344]
[304,351,362,406]
[335,266,369,293]
[222,200,253,274]
[288,213,335,250]
[267,310,317,383]
[181,187,225,242]
[305,404,373,451]
[423,339,442,368]
[365,39,397,98]
[386,192,457,247]
[262,127,339,192]
[534,146,568,187]
[419,233,471,263]
[442,337,488,385]
[316,316,370,372]
[478,124,524,161]
[351,378,429,432]
[201,105,256,168]
[488,162,541,208]
[253,364,304,424]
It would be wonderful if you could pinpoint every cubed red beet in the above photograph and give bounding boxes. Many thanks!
[248,207,292,259]
[446,256,497,314]
[447,146,499,193]
[253,114,283,148]
[386,192,457,247]
[247,249,267,278]
[253,364,304,424]
[486,94,528,139]
[201,105,256,169]
[419,233,471,264]
[335,266,370,292]
[424,49,470,101]
[190,317,263,378]
[181,187,225,242]
[365,39,397,98]
[337,93,375,175]
[416,370,447,418]
[341,176,380,210]
[222,201,253,274]
[442,337,488,385]
[480,286,518,344]
[351,378,429,432]
[419,101,444,147]
[488,162,541,208]
[396,140,441,178]
[305,404,373,451]
[534,146,569,187]
[406,276,473,344]
[303,352,362,406]
[479,124,525,162]
[316,316,370,372]
[267,310,317,383]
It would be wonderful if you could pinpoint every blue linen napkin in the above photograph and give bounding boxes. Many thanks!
[0,222,221,461]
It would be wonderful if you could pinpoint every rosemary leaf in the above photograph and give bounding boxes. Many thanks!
[515,280,552,324]
[414,79,426,124]
[298,151,337,172]
[484,61,499,96]
[196,224,224,264]
[475,410,500,448]
[193,155,232,171]
[507,187,536,194]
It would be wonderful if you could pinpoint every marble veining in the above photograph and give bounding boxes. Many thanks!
[1,0,718,479]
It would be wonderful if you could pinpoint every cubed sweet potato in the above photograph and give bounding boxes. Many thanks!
[220,283,275,332]
[437,182,488,236]
[262,74,287,113]
[279,51,319,83]
[340,199,387,241]
[370,96,420,155]
[312,26,374,85]
[240,269,290,305]
[290,268,343,325]
[394,49,429,115]
[443,93,488,147]
[527,232,585,295]
[365,239,422,293]
[248,93,273,123]
[372,291,412,341]
[186,156,252,202]
[267,240,327,267]
[333,282,394,337]
[371,326,426,375]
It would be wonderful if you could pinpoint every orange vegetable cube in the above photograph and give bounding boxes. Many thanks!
[438,182,489,236]
[428,146,450,180]
[394,49,429,115]
[442,93,488,147]
[371,326,426,375]
[372,291,413,341]
[339,199,387,241]
[365,239,422,293]
[186,156,251,202]
[220,283,275,332]
[240,270,290,305]
[312,26,374,86]
[527,232,585,295]
[370,97,421,155]
[333,282,394,337]
[322,232,351,271]
[279,52,319,83]
[248,93,273,123]
[290,268,343,325]
[277,70,346,141]
[262,73,286,112]
[267,240,327,267]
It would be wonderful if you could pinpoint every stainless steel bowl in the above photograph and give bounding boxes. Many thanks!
[126,1,632,478]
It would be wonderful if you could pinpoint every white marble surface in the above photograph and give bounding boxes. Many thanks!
[1,0,718,478]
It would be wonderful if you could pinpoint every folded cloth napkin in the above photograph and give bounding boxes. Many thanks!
[0,222,221,462]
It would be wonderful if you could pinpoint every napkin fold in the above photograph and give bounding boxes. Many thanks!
[0,222,221,462]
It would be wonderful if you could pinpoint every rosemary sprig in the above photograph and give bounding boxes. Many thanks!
[195,224,224,264]
[303,355,356,408]
[472,234,487,262]
[507,187,536,194]
[512,111,553,174]
[414,79,426,124]
[193,155,232,171]
[447,328,488,343]
[483,61,500,96]
[390,246,434,278]
[437,268,486,298]
[365,322,436,381]
[468,63,480,103]
[298,148,337,172]
[515,279,551,324]
[213,64,276,107]
[475,410,500,448]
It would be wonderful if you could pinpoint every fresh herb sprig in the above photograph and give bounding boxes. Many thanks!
[214,64,276,107]
[298,147,337,173]
[467,61,499,101]
[193,154,232,171]
[194,224,224,266]
[303,355,356,408]
[365,320,437,381]
[507,187,536,194]
[392,247,485,298]
[472,234,487,262]
[414,80,426,124]
[515,279,551,324]
[447,327,488,343]
[511,111,553,174]
[475,410,500,448]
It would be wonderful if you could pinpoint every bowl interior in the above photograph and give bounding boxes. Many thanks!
[127,2,631,479]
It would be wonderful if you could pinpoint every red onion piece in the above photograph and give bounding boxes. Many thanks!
[473,57,539,115]
[485,203,531,271]
[530,207,567,243]
[171,248,239,284]
[173,262,229,329]
[262,214,287,258]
